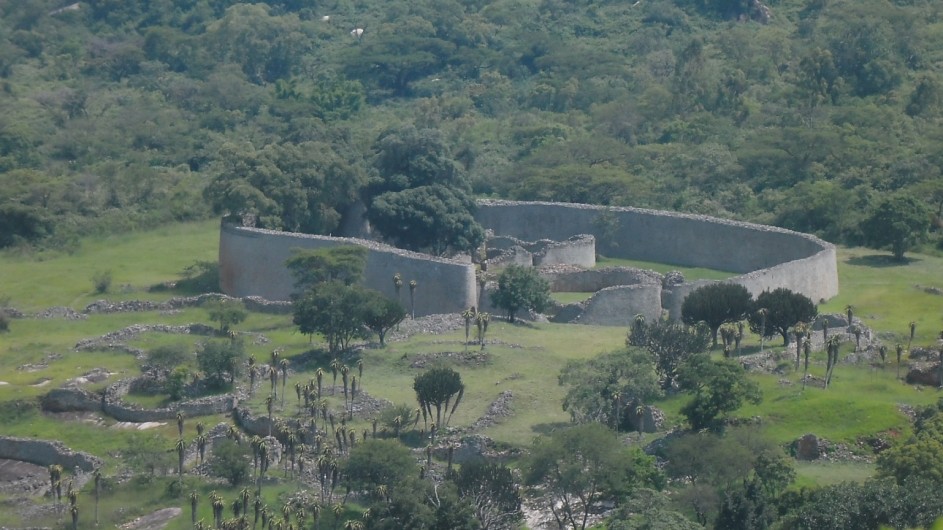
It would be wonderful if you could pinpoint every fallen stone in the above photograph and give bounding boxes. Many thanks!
[119,507,182,530]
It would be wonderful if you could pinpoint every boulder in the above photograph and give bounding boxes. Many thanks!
[906,362,942,387]
[795,433,820,461]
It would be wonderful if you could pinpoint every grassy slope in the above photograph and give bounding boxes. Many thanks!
[1,223,942,527]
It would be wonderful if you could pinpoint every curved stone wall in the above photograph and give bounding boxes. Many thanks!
[219,200,838,324]
[219,223,478,316]
[0,436,101,472]
[475,200,839,312]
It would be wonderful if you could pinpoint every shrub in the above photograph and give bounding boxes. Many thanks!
[92,270,113,294]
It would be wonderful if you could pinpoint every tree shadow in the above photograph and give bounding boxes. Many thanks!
[531,421,572,436]
[846,254,919,268]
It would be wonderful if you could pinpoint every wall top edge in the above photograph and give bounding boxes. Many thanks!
[221,223,473,266]
[476,199,836,250]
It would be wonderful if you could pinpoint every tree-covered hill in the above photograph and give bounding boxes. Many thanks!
[2,0,941,252]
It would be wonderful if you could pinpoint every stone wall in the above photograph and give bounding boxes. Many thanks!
[541,266,662,293]
[219,200,838,326]
[0,436,101,472]
[41,383,238,422]
[219,223,477,316]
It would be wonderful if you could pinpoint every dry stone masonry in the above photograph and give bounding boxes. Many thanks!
[219,200,839,324]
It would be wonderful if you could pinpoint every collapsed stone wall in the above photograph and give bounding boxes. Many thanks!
[219,223,477,316]
[541,266,662,293]
[485,234,595,270]
[42,382,237,422]
[0,436,101,472]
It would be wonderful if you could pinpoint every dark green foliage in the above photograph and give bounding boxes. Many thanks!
[748,289,818,347]
[344,439,416,494]
[877,412,943,486]
[861,195,931,261]
[368,185,485,255]
[413,366,464,428]
[145,343,189,373]
[522,423,664,530]
[677,355,762,430]
[292,281,372,354]
[196,339,245,388]
[209,438,251,486]
[205,299,247,333]
[779,478,943,530]
[559,349,662,431]
[91,270,112,294]
[123,433,174,479]
[454,460,523,530]
[681,283,753,347]
[490,265,552,323]
[627,318,711,390]
[0,203,51,248]
[362,294,407,346]
[285,245,368,292]
[175,261,220,294]
[165,366,190,401]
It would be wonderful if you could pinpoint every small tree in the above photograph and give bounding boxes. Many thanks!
[292,281,371,354]
[677,355,762,431]
[490,265,552,323]
[210,438,251,486]
[861,195,931,261]
[680,283,753,347]
[453,460,523,530]
[748,288,818,347]
[362,292,406,346]
[285,245,368,292]
[205,299,247,334]
[91,270,112,294]
[414,367,465,428]
[627,318,710,390]
[197,339,246,388]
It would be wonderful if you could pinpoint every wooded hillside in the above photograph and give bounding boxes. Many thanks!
[2,0,941,252]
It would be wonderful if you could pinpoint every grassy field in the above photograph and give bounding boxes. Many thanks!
[1,222,942,528]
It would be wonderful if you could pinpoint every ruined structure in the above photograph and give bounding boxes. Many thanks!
[219,200,839,325]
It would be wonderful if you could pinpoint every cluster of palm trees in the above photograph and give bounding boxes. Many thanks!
[461,306,491,352]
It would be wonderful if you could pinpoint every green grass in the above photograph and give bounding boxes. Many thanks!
[821,247,943,343]
[1,220,942,519]
[551,291,594,304]
[595,255,736,281]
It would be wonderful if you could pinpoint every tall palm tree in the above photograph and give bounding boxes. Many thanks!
[801,339,812,390]
[909,321,917,353]
[269,365,279,398]
[197,434,207,465]
[845,304,854,330]
[329,359,341,394]
[356,359,364,382]
[186,491,199,525]
[266,394,276,437]
[409,280,418,319]
[177,412,185,437]
[280,359,290,408]
[393,273,403,303]
[462,307,477,352]
[315,369,324,400]
[70,505,79,530]
[309,503,322,530]
[240,487,251,519]
[93,468,102,526]
[896,343,904,379]
[175,438,186,478]
[341,365,350,411]
[756,308,768,353]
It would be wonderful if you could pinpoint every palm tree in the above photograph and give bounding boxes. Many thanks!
[393,273,403,303]
[269,365,279,398]
[253,497,264,530]
[794,322,809,371]
[756,308,768,353]
[197,434,207,465]
[280,359,290,408]
[462,307,477,352]
[316,369,324,400]
[70,504,79,530]
[341,365,350,411]
[409,280,418,319]
[909,321,917,353]
[266,394,276,437]
[211,492,225,529]
[476,312,491,350]
[175,438,186,478]
[330,359,341,394]
[309,503,322,530]
[190,491,200,525]
[896,343,904,379]
[240,487,251,519]
[801,339,812,390]
[356,359,364,382]
[93,468,102,526]
[177,412,185,437]
[845,304,854,329]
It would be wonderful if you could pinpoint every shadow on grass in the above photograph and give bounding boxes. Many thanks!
[531,421,572,436]
[846,254,919,268]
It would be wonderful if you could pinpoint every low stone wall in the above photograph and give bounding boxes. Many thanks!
[41,383,238,422]
[219,223,477,316]
[0,436,101,472]
[485,235,595,269]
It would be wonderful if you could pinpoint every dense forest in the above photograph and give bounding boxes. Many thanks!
[1,0,942,252]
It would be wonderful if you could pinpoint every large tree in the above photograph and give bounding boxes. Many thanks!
[197,338,246,388]
[748,288,818,347]
[522,423,663,530]
[490,265,552,323]
[681,283,753,347]
[454,460,523,530]
[861,195,931,261]
[676,355,762,431]
[558,349,663,431]
[291,281,371,354]
[627,318,711,390]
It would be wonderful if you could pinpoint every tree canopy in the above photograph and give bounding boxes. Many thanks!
[490,265,552,323]
[861,195,931,261]
[748,288,818,347]
[681,283,753,347]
